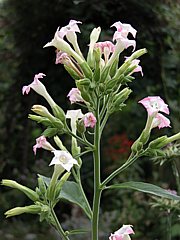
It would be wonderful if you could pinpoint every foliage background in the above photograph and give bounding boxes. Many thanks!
[0,0,179,239]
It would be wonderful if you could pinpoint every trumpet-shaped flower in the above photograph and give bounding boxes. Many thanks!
[22,73,46,95]
[33,136,55,155]
[152,113,171,129]
[66,109,84,134]
[83,112,96,128]
[109,225,134,240]
[22,73,56,108]
[67,88,84,104]
[49,150,78,172]
[111,21,137,38]
[111,21,137,52]
[57,20,82,39]
[138,96,169,116]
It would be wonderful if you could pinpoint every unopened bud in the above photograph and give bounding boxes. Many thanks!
[52,104,66,123]
[37,176,47,196]
[5,205,42,218]
[55,172,71,199]
[148,136,168,149]
[28,114,51,127]
[128,48,147,61]
[90,27,101,45]
[79,61,93,79]
[77,119,86,134]
[114,88,132,106]
[1,180,39,202]
[31,105,54,120]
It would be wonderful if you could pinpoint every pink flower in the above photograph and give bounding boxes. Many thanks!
[22,73,46,95]
[57,20,82,39]
[138,96,169,116]
[152,113,171,129]
[67,88,84,104]
[111,21,137,51]
[55,50,70,64]
[83,112,96,128]
[125,58,143,76]
[95,41,115,62]
[111,21,137,38]
[95,41,115,54]
[109,225,134,240]
[33,136,55,155]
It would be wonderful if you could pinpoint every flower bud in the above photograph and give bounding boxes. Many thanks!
[128,48,147,61]
[37,176,47,196]
[52,104,66,123]
[87,27,101,67]
[55,172,71,199]
[79,61,93,79]
[1,180,39,202]
[5,205,42,218]
[77,119,86,134]
[64,65,81,80]
[114,88,132,106]
[31,105,54,120]
[90,27,101,45]
[28,114,51,127]
[148,136,168,149]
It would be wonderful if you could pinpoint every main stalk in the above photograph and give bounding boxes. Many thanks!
[92,100,102,240]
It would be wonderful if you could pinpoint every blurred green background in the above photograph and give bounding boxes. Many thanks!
[0,0,179,239]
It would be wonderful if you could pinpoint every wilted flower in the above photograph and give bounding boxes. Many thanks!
[67,88,84,104]
[49,150,78,172]
[83,112,96,128]
[33,136,55,155]
[109,224,134,240]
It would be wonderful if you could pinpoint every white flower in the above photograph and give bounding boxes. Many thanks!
[66,109,84,134]
[49,150,78,172]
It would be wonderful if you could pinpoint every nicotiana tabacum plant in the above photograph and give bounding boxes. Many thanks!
[2,20,180,240]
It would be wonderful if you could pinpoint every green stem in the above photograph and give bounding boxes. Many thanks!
[77,171,92,219]
[92,99,102,240]
[166,211,172,240]
[50,205,70,240]
[101,154,140,188]
[172,160,180,195]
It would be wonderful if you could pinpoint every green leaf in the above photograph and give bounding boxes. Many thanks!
[107,181,180,200]
[42,128,59,137]
[60,181,92,219]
